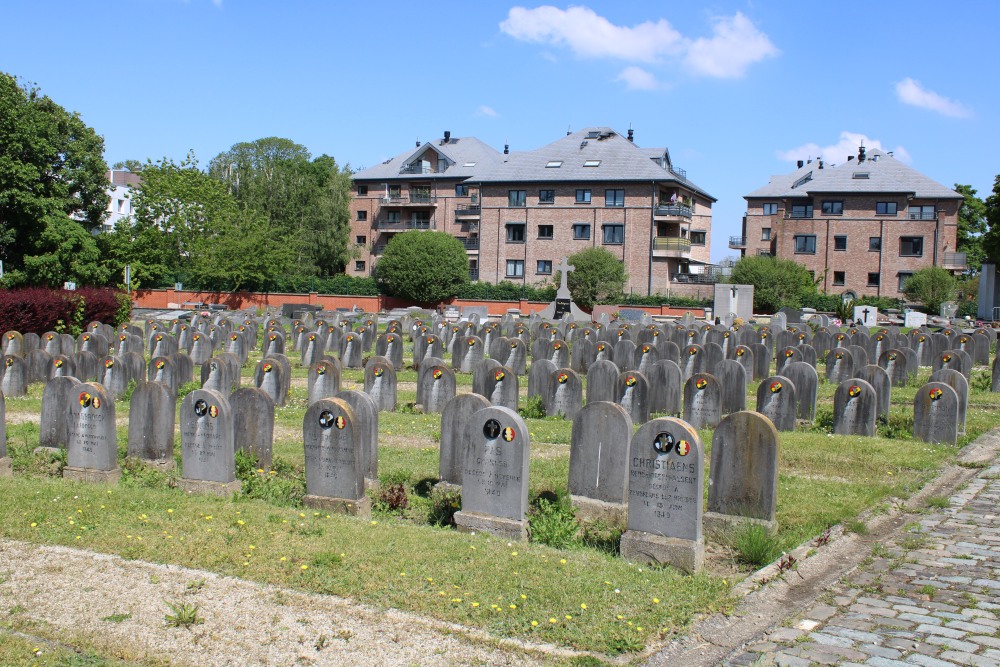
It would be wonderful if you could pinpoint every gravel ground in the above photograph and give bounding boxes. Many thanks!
[0,539,551,667]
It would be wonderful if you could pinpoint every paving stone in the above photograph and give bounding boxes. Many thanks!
[925,635,980,652]
[915,623,968,639]
[938,651,999,667]
[808,604,839,621]
[969,635,1000,649]
[905,654,962,667]
[945,620,996,634]
[865,656,914,667]
[768,628,805,642]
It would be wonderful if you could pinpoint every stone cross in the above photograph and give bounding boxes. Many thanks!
[556,258,575,298]
[862,307,871,321]
[731,285,738,299]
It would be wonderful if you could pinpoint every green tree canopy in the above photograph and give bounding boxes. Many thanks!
[558,247,627,309]
[982,175,1000,264]
[901,266,956,314]
[0,72,109,287]
[209,138,353,276]
[955,183,987,271]
[728,255,817,313]
[374,231,468,304]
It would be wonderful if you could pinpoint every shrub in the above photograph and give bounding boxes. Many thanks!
[374,231,469,304]
[563,247,627,309]
[729,255,817,313]
[428,487,461,527]
[0,286,128,335]
[528,498,578,548]
[373,483,410,513]
[235,451,305,506]
[902,267,957,314]
[176,381,201,402]
[518,395,546,419]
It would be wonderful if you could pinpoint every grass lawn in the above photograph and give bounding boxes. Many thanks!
[1,321,997,659]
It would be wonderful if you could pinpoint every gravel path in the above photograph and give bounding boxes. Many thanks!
[0,540,550,666]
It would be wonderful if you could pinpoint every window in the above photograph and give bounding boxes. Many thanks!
[909,205,936,220]
[537,260,552,274]
[572,224,591,240]
[833,271,845,286]
[357,185,368,196]
[853,172,870,179]
[876,201,897,215]
[761,227,772,241]
[575,189,591,204]
[583,160,601,167]
[690,231,707,245]
[834,235,847,251]
[538,189,554,204]
[794,235,816,254]
[545,160,563,168]
[867,273,880,287]
[463,162,476,168]
[790,204,814,218]
[508,190,526,207]
[506,223,525,243]
[355,261,365,272]
[605,189,624,207]
[356,210,367,221]
[822,200,844,215]
[388,185,401,197]
[899,236,924,256]
[455,184,469,197]
[898,272,913,291]
[602,224,624,244]
[762,203,778,215]
[117,199,125,213]
[506,260,524,277]
[412,211,430,227]
[869,237,881,252]
[537,225,553,239]
[355,235,366,245]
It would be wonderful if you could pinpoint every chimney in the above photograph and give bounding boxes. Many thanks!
[847,155,854,162]
[443,130,451,144]
[797,160,804,168]
[627,128,634,143]
[504,144,509,155]
[858,145,866,162]
[415,139,420,147]
[818,160,824,169]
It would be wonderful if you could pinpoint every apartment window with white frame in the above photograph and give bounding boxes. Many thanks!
[506,260,524,277]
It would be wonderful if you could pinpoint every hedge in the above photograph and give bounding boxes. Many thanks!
[0,287,130,336]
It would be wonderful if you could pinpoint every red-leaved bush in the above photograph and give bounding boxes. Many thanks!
[0,287,130,335]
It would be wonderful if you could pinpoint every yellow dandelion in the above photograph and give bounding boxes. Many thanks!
[439,591,446,597]
[511,551,518,557]
[565,614,572,620]
[580,603,587,610]
[399,572,406,577]
[549,618,557,623]
[248,545,256,550]
[426,577,433,583]
[560,559,567,564]
[520,594,527,599]
[237,520,245,525]
[29,523,36,527]
[75,536,81,540]
[616,615,624,620]
[69,520,74,525]
[300,565,308,570]
[243,561,249,566]
[531,620,539,627]
[256,468,264,473]
[167,509,173,513]
[637,626,643,631]
[280,557,287,562]
[299,513,305,518]
[509,604,517,609]
[370,521,378,525]
[471,602,479,607]
[653,597,660,604]
[451,598,462,603]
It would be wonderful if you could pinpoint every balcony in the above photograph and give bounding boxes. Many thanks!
[652,236,691,258]
[908,211,938,220]
[469,268,479,281]
[376,219,432,231]
[458,237,480,252]
[653,203,693,220]
[729,236,747,249]
[941,252,967,270]
[379,195,438,206]
[454,205,481,220]
[756,249,774,257]
[670,272,720,284]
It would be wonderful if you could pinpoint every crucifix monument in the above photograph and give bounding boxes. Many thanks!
[538,258,587,321]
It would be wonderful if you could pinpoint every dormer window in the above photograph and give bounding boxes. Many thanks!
[583,160,601,167]
[546,161,563,168]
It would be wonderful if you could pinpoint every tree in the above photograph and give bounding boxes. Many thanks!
[557,247,627,309]
[728,255,817,313]
[0,72,109,287]
[955,183,987,271]
[112,159,144,173]
[901,266,956,314]
[208,138,353,276]
[374,231,468,304]
[982,175,1000,264]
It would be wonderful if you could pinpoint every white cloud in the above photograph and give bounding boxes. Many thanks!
[777,132,911,166]
[682,12,779,78]
[476,105,498,118]
[616,66,661,91]
[500,6,684,63]
[895,78,971,118]
[500,6,777,83]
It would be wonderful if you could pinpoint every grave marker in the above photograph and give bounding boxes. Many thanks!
[64,382,120,483]
[302,398,370,516]
[568,401,633,523]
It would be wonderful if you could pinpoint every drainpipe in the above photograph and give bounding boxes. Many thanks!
[878,219,884,298]
[648,182,656,295]
[824,218,831,294]
[933,200,940,267]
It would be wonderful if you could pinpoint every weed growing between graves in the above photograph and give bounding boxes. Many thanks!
[234,451,305,507]
[519,394,547,419]
[163,600,203,628]
[528,497,578,548]
[728,522,781,569]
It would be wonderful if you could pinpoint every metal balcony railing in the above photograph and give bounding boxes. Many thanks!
[379,195,438,205]
[756,249,774,257]
[908,211,938,220]
[941,252,967,268]
[670,272,720,284]
[459,237,480,250]
[376,219,432,231]
[454,205,481,217]
[652,237,692,253]
[729,236,747,248]
[469,268,479,280]
[653,203,693,219]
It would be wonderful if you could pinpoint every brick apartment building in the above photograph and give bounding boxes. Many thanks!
[736,147,964,300]
[348,128,715,296]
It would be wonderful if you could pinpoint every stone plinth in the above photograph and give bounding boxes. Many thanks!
[303,494,372,518]
[177,478,242,497]
[454,510,529,541]
[62,466,121,484]
[620,530,704,574]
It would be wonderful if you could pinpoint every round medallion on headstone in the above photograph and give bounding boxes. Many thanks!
[653,431,674,452]
[79,391,92,408]
[688,346,698,356]
[695,378,708,390]
[433,369,443,379]
[208,405,218,418]
[770,380,783,393]
[929,387,944,401]
[557,372,569,384]
[502,426,516,442]
[483,418,502,439]
[194,399,208,416]
[104,359,113,368]
[373,367,383,377]
[318,410,334,428]
[625,375,637,386]
[263,363,273,373]
[494,369,505,381]
[848,385,862,397]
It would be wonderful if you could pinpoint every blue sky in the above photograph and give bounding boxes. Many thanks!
[3,1,996,262]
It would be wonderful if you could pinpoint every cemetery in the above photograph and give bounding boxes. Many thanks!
[2,303,1000,659]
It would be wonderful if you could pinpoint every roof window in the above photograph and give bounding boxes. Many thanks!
[583,160,601,167]
[853,172,870,179]
[546,161,563,168]
[463,162,476,167]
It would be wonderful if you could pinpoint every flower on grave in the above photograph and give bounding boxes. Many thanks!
[557,373,569,384]
[770,381,782,393]
[929,387,944,401]
[695,378,708,390]
[433,369,443,380]
[784,349,794,358]
[625,375,637,387]
[263,363,273,373]
[495,370,505,381]
[848,385,862,397]
[104,359,114,368]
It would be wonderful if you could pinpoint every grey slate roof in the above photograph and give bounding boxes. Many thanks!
[473,127,715,201]
[746,149,960,200]
[352,136,503,182]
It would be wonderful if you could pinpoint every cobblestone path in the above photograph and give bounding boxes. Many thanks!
[727,464,1000,667]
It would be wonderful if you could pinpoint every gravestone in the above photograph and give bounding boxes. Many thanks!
[586,359,620,405]
[538,258,588,320]
[571,338,595,373]
[714,359,748,415]
[171,352,194,385]
[188,332,213,366]
[825,348,855,385]
[482,365,518,411]
[568,401,633,523]
[2,331,23,357]
[878,349,911,387]
[262,330,285,358]
[302,398,371,516]
[593,340,613,365]
[254,358,288,407]
[148,356,177,396]
[648,359,683,416]
[549,339,570,368]
[230,387,275,469]
[336,389,379,485]
[680,344,707,382]
[25,349,51,385]
[634,342,662,377]
[225,332,248,365]
[704,411,779,536]
[455,336,485,373]
[756,375,797,432]
[857,364,891,422]
[933,349,971,379]
[913,383,960,446]
[620,417,705,572]
[126,381,176,469]
[64,382,120,483]
[364,357,398,412]
[714,284,754,324]
[339,331,364,369]
[178,389,240,495]
[39,375,81,449]
[41,332,61,355]
[750,343,771,381]
[616,370,649,424]
[417,361,456,414]
[504,338,527,375]
[929,368,969,435]
[454,406,531,540]
[783,361,818,422]
[683,373,722,429]
[375,332,404,370]
[527,358,556,399]
[853,305,878,328]
[613,339,637,371]
[546,368,583,420]
[299,331,324,368]
[438,393,492,488]
[904,311,927,329]
[200,358,232,397]
[833,379,877,437]
[307,360,342,406]
[1,356,28,398]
